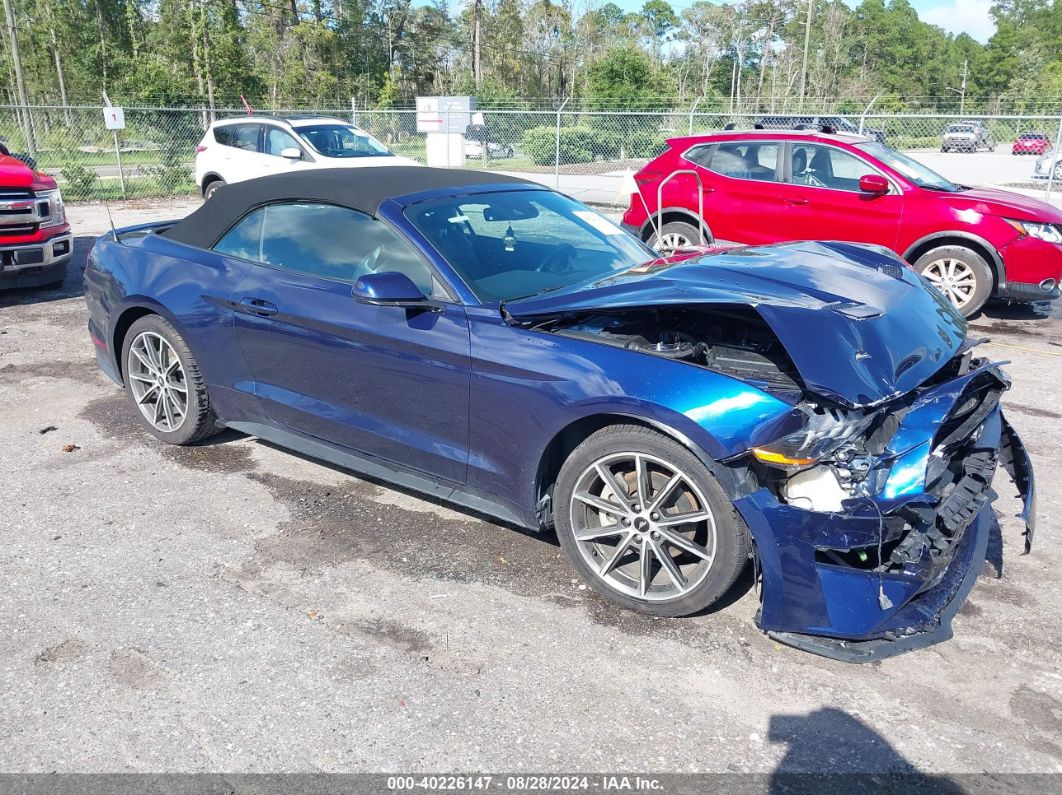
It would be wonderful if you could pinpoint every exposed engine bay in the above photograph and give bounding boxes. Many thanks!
[540,306,803,395]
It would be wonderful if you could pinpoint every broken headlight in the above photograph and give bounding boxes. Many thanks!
[752,408,876,470]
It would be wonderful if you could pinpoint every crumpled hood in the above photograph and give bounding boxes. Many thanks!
[939,186,1062,224]
[507,241,967,407]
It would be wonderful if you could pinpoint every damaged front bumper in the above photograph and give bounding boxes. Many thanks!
[733,362,1036,663]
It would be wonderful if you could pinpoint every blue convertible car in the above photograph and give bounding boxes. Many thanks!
[85,167,1035,661]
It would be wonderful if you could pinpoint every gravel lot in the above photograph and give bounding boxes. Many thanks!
[1,198,1060,778]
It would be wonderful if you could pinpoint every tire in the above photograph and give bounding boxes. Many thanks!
[648,220,711,251]
[913,245,994,317]
[202,179,225,201]
[1054,162,1062,180]
[553,424,750,617]
[121,314,219,445]
[505,146,514,158]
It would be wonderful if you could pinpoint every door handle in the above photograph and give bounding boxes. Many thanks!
[238,297,279,317]
[785,196,809,205]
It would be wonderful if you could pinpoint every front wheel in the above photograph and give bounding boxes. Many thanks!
[913,245,993,317]
[122,314,219,445]
[553,424,750,617]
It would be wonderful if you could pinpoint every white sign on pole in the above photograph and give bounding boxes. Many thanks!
[103,107,126,130]
[415,97,442,134]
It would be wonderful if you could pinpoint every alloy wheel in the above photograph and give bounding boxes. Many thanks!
[127,331,189,432]
[569,452,717,602]
[655,232,693,251]
[921,257,978,309]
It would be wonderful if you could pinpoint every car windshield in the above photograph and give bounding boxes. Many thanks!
[856,141,961,191]
[295,124,393,158]
[405,190,655,303]
[946,125,973,134]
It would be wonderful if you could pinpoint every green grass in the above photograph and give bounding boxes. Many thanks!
[57,173,198,201]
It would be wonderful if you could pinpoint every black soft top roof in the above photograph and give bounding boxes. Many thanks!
[163,166,534,248]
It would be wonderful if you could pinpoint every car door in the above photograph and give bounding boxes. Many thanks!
[773,142,903,249]
[220,123,269,184]
[682,140,784,244]
[258,124,313,176]
[217,201,472,483]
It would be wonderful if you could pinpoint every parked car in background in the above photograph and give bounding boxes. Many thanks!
[1034,149,1062,180]
[464,139,515,159]
[84,166,1034,661]
[464,123,515,159]
[622,129,1062,316]
[0,147,71,290]
[755,115,887,144]
[941,121,994,152]
[1012,131,1052,156]
[194,115,418,200]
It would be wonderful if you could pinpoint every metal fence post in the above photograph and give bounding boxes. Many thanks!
[445,106,451,168]
[554,97,570,189]
[688,96,702,134]
[1046,116,1062,204]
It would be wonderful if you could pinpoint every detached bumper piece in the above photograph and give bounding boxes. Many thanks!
[738,361,1036,663]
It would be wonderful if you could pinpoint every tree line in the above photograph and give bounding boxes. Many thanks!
[1,0,1060,113]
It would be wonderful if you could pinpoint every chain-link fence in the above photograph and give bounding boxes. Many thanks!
[3,104,1061,208]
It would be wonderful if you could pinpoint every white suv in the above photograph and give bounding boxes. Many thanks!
[194,115,419,199]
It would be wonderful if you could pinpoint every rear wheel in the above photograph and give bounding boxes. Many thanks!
[553,424,750,617]
[203,178,225,201]
[648,220,710,252]
[122,314,219,445]
[913,245,993,317]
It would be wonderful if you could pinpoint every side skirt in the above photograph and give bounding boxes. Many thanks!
[225,421,536,531]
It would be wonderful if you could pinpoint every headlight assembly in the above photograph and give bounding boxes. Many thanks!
[37,189,66,228]
[1005,218,1062,245]
[752,409,877,470]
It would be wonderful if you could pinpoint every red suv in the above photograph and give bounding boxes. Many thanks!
[622,130,1062,316]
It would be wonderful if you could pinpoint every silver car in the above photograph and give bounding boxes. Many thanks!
[1035,150,1062,180]
[941,122,994,152]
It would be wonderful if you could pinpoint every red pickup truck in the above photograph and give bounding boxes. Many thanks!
[0,148,71,289]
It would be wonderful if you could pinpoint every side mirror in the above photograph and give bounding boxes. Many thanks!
[354,272,431,308]
[859,173,889,194]
[280,147,302,160]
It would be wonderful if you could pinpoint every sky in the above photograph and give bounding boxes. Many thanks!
[597,0,997,43]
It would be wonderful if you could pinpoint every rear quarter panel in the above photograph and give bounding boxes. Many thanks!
[86,231,253,412]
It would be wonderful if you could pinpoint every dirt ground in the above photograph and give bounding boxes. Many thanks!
[0,198,1060,779]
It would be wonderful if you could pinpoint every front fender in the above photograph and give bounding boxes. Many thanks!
[467,311,800,515]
